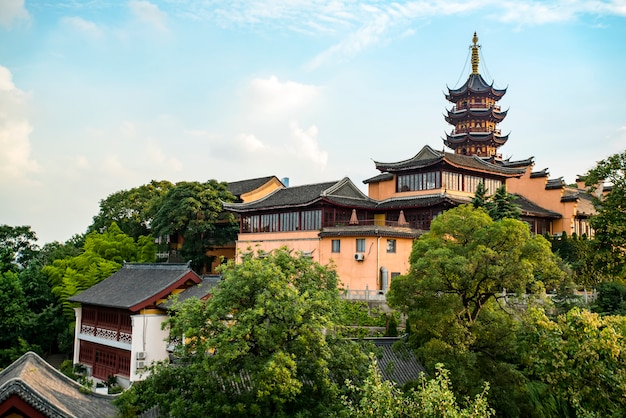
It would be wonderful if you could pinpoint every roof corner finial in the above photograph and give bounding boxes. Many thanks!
[471,32,480,75]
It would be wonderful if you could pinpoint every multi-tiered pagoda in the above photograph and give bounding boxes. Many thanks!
[444,32,508,158]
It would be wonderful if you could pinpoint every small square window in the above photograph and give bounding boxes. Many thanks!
[356,238,366,253]
[386,239,396,253]
[332,239,341,253]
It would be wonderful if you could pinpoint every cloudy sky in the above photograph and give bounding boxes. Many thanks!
[1,0,625,244]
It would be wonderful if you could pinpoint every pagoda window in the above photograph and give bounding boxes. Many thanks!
[260,213,279,232]
[302,209,321,230]
[280,212,299,231]
[242,215,260,232]
[484,178,502,194]
[397,171,441,192]
[464,175,482,193]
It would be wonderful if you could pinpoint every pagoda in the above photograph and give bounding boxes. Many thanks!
[444,32,508,158]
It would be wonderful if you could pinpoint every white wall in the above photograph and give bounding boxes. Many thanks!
[130,313,170,382]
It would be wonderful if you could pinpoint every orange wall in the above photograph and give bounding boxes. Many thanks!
[236,231,413,291]
[506,170,577,235]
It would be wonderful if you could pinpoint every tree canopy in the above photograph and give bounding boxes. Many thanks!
[43,222,155,318]
[520,307,626,416]
[386,205,565,416]
[149,180,238,272]
[88,180,174,240]
[472,183,521,221]
[585,151,626,279]
[388,205,563,328]
[115,248,370,417]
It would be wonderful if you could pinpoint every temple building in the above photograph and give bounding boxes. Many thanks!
[224,33,594,295]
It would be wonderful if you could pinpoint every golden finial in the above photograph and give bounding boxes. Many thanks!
[471,32,480,75]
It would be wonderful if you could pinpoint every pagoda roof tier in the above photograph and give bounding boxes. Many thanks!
[372,145,528,177]
[444,131,510,148]
[445,107,508,124]
[446,73,507,102]
[224,177,377,213]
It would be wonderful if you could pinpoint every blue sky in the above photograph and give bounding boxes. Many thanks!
[1,0,625,244]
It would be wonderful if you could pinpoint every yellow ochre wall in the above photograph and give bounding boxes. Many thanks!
[236,230,413,291]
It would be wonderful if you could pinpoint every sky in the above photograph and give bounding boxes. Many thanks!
[1,0,625,245]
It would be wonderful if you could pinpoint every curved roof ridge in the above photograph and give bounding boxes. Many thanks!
[373,145,443,170]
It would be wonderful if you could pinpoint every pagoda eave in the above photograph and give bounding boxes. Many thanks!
[444,132,509,146]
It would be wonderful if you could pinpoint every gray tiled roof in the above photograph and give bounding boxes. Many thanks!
[0,351,117,418]
[376,193,471,209]
[363,172,394,184]
[227,176,281,198]
[372,145,528,176]
[371,337,425,385]
[319,225,423,239]
[224,178,376,212]
[513,194,561,218]
[68,263,200,311]
[161,276,221,310]
[546,177,565,190]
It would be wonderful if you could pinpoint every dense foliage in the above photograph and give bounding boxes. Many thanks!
[150,180,238,273]
[115,248,371,417]
[387,205,566,416]
[89,180,174,240]
[43,222,155,318]
[585,151,626,280]
[343,359,494,418]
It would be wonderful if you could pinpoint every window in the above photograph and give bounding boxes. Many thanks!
[332,239,341,253]
[386,239,396,253]
[397,171,441,192]
[356,238,366,253]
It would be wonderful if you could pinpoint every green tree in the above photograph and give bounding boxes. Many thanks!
[115,248,370,417]
[388,205,562,328]
[585,151,626,279]
[471,183,520,221]
[43,222,156,318]
[0,225,38,273]
[387,205,564,416]
[88,180,174,240]
[486,184,521,221]
[471,181,488,209]
[343,358,494,418]
[520,307,626,416]
[149,180,238,273]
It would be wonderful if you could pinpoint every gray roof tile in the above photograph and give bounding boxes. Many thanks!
[68,263,201,311]
[0,351,117,418]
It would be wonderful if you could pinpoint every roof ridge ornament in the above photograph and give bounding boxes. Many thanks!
[471,32,480,75]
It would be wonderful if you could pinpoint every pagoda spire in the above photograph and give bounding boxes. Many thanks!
[444,33,508,158]
[471,31,480,74]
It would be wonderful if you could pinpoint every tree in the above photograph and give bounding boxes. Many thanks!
[386,205,564,416]
[149,180,238,273]
[471,183,520,221]
[520,307,626,416]
[388,205,563,329]
[43,222,156,318]
[0,225,38,273]
[486,185,521,221]
[89,180,174,240]
[115,248,370,417]
[343,358,494,418]
[585,151,626,279]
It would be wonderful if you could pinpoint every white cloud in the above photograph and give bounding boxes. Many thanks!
[288,122,328,169]
[236,133,265,152]
[0,66,39,183]
[61,16,103,38]
[129,0,168,32]
[246,76,320,121]
[0,0,30,29]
